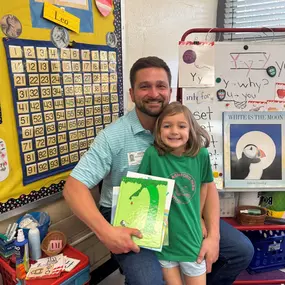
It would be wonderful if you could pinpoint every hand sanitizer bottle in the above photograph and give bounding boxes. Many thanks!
[28,224,41,261]
[14,229,29,273]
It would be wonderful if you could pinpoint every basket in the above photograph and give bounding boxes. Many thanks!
[41,231,67,257]
[244,230,285,273]
[236,205,267,225]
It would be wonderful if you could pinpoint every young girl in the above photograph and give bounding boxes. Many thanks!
[138,101,213,285]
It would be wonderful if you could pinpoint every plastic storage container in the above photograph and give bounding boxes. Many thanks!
[0,257,16,285]
[244,229,285,274]
[60,265,90,285]
[17,212,50,242]
[0,245,89,285]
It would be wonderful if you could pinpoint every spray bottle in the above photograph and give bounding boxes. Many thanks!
[14,229,29,277]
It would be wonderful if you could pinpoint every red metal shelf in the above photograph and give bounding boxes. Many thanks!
[222,218,285,285]
[223,217,285,231]
[234,279,285,285]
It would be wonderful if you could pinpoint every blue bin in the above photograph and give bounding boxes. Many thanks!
[244,229,285,274]
[17,212,50,241]
[60,265,90,285]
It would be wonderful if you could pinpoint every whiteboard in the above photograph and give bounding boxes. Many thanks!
[182,42,285,191]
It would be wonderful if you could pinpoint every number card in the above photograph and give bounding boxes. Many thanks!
[3,38,122,185]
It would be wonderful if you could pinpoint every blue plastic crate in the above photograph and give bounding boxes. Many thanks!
[61,265,90,285]
[244,230,285,274]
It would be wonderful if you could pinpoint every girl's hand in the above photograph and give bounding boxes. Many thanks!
[197,235,220,273]
[201,217,208,238]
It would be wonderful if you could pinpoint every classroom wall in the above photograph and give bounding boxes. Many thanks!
[123,0,219,107]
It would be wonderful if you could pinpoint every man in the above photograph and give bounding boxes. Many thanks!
[63,56,254,285]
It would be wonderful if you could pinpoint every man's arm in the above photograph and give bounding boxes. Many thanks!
[200,183,208,238]
[200,183,207,214]
[203,182,220,240]
[63,176,142,254]
[197,181,220,272]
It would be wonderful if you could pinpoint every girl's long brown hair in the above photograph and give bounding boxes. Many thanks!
[154,102,210,157]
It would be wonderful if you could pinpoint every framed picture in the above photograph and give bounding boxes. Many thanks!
[223,111,285,189]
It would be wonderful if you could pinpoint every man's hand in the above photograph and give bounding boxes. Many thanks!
[197,236,219,273]
[100,226,142,254]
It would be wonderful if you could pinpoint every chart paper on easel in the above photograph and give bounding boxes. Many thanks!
[179,41,215,87]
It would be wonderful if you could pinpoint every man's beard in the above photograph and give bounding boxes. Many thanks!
[135,99,165,117]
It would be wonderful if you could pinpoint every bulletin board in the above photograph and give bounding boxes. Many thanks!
[0,0,123,215]
[29,0,94,33]
[179,36,285,191]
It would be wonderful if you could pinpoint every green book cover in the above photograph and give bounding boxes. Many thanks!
[113,177,168,249]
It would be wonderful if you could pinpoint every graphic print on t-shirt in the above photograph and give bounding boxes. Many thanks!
[170,172,196,204]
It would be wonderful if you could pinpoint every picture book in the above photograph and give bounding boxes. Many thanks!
[111,186,120,224]
[113,176,168,249]
[111,187,168,251]
[127,171,175,249]
[223,111,285,188]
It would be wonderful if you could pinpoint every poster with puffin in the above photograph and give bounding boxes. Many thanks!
[223,111,285,189]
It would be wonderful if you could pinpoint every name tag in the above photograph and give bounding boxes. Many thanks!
[128,151,144,166]
[43,2,80,33]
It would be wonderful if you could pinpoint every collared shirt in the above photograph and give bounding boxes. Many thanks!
[70,108,154,207]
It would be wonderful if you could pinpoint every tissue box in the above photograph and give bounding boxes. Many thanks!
[0,238,15,259]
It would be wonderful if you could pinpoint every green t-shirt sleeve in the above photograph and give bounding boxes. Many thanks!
[201,148,214,183]
[137,147,152,175]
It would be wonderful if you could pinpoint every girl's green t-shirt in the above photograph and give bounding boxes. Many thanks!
[138,146,213,262]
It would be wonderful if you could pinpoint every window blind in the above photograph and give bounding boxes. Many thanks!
[224,0,285,40]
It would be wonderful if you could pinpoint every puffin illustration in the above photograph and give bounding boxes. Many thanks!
[231,144,266,180]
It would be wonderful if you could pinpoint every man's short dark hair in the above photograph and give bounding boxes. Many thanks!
[130,56,172,89]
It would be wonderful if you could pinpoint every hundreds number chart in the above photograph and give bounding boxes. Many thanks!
[3,38,122,185]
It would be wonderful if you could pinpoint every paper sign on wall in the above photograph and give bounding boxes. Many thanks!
[36,0,89,10]
[43,2,80,33]
[0,139,9,182]
[266,100,285,111]
[179,41,215,88]
[275,83,285,101]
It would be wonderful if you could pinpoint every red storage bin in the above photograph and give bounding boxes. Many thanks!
[0,256,17,285]
[0,245,90,285]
